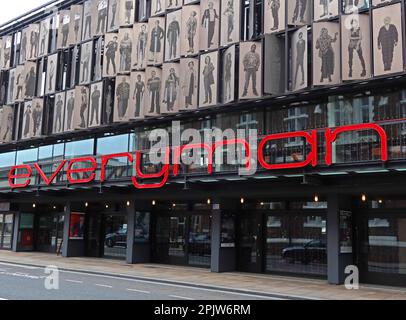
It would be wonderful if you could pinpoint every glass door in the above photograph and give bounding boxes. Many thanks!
[265,212,327,277]
[357,211,406,287]
[237,212,263,273]
[188,214,212,267]
[0,213,14,250]
[154,215,188,265]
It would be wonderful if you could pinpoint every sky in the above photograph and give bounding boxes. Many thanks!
[0,0,51,24]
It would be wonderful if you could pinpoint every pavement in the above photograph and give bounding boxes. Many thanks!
[0,251,405,300]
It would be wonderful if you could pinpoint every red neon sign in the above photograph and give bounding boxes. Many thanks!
[8,123,388,190]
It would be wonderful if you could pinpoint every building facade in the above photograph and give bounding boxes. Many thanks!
[0,0,406,288]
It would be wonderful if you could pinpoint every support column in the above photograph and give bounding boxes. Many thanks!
[327,194,353,284]
[211,200,237,273]
[11,212,20,252]
[126,201,151,264]
[62,202,85,257]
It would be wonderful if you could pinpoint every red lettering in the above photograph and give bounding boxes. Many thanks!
[8,165,32,189]
[132,148,170,189]
[67,157,97,184]
[325,123,388,166]
[258,131,318,170]
[34,160,67,186]
[100,152,134,182]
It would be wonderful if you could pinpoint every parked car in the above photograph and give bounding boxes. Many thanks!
[105,228,127,248]
[281,239,327,264]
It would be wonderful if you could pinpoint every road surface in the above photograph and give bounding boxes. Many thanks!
[0,261,287,300]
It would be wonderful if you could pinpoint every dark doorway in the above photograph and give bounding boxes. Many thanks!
[237,212,263,273]
[237,210,327,277]
[0,213,14,250]
[356,210,406,287]
[85,212,128,260]
[35,212,64,253]
[153,212,212,267]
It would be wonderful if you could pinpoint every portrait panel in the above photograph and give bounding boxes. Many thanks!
[312,21,340,86]
[69,5,83,45]
[287,0,310,26]
[132,23,148,70]
[25,98,43,138]
[144,67,162,116]
[118,28,133,74]
[64,89,76,131]
[53,91,66,134]
[221,0,240,45]
[151,0,166,17]
[161,63,180,114]
[104,80,116,124]
[38,18,51,57]
[314,0,339,21]
[57,10,71,49]
[222,45,235,104]
[80,41,93,85]
[341,14,371,81]
[147,17,165,66]
[290,26,308,91]
[132,71,146,119]
[166,0,181,11]
[179,58,199,110]
[343,0,369,13]
[70,45,80,88]
[372,3,403,76]
[14,65,26,102]
[200,0,220,51]
[72,85,90,129]
[94,0,109,36]
[37,58,45,97]
[108,0,120,32]
[45,53,58,95]
[0,106,14,143]
[264,0,286,34]
[118,0,136,27]
[21,101,33,139]
[1,36,12,70]
[89,81,103,127]
[94,37,103,81]
[103,33,119,77]
[199,51,218,108]
[181,5,200,57]
[264,34,286,95]
[114,75,133,122]
[82,0,94,41]
[7,68,16,105]
[165,10,182,62]
[19,27,29,64]
[24,61,37,100]
[26,24,40,61]
[239,41,262,100]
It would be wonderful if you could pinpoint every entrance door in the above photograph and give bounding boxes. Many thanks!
[103,214,128,259]
[154,215,188,265]
[35,213,64,253]
[357,211,406,287]
[237,212,263,273]
[265,212,327,277]
[153,213,212,266]
[0,213,14,250]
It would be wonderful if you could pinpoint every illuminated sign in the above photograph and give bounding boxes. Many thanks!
[8,123,388,190]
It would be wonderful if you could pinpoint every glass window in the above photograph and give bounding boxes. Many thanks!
[65,139,94,159]
[16,148,38,165]
[0,152,16,168]
[96,134,129,155]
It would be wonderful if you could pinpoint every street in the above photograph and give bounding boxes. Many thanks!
[0,261,283,300]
